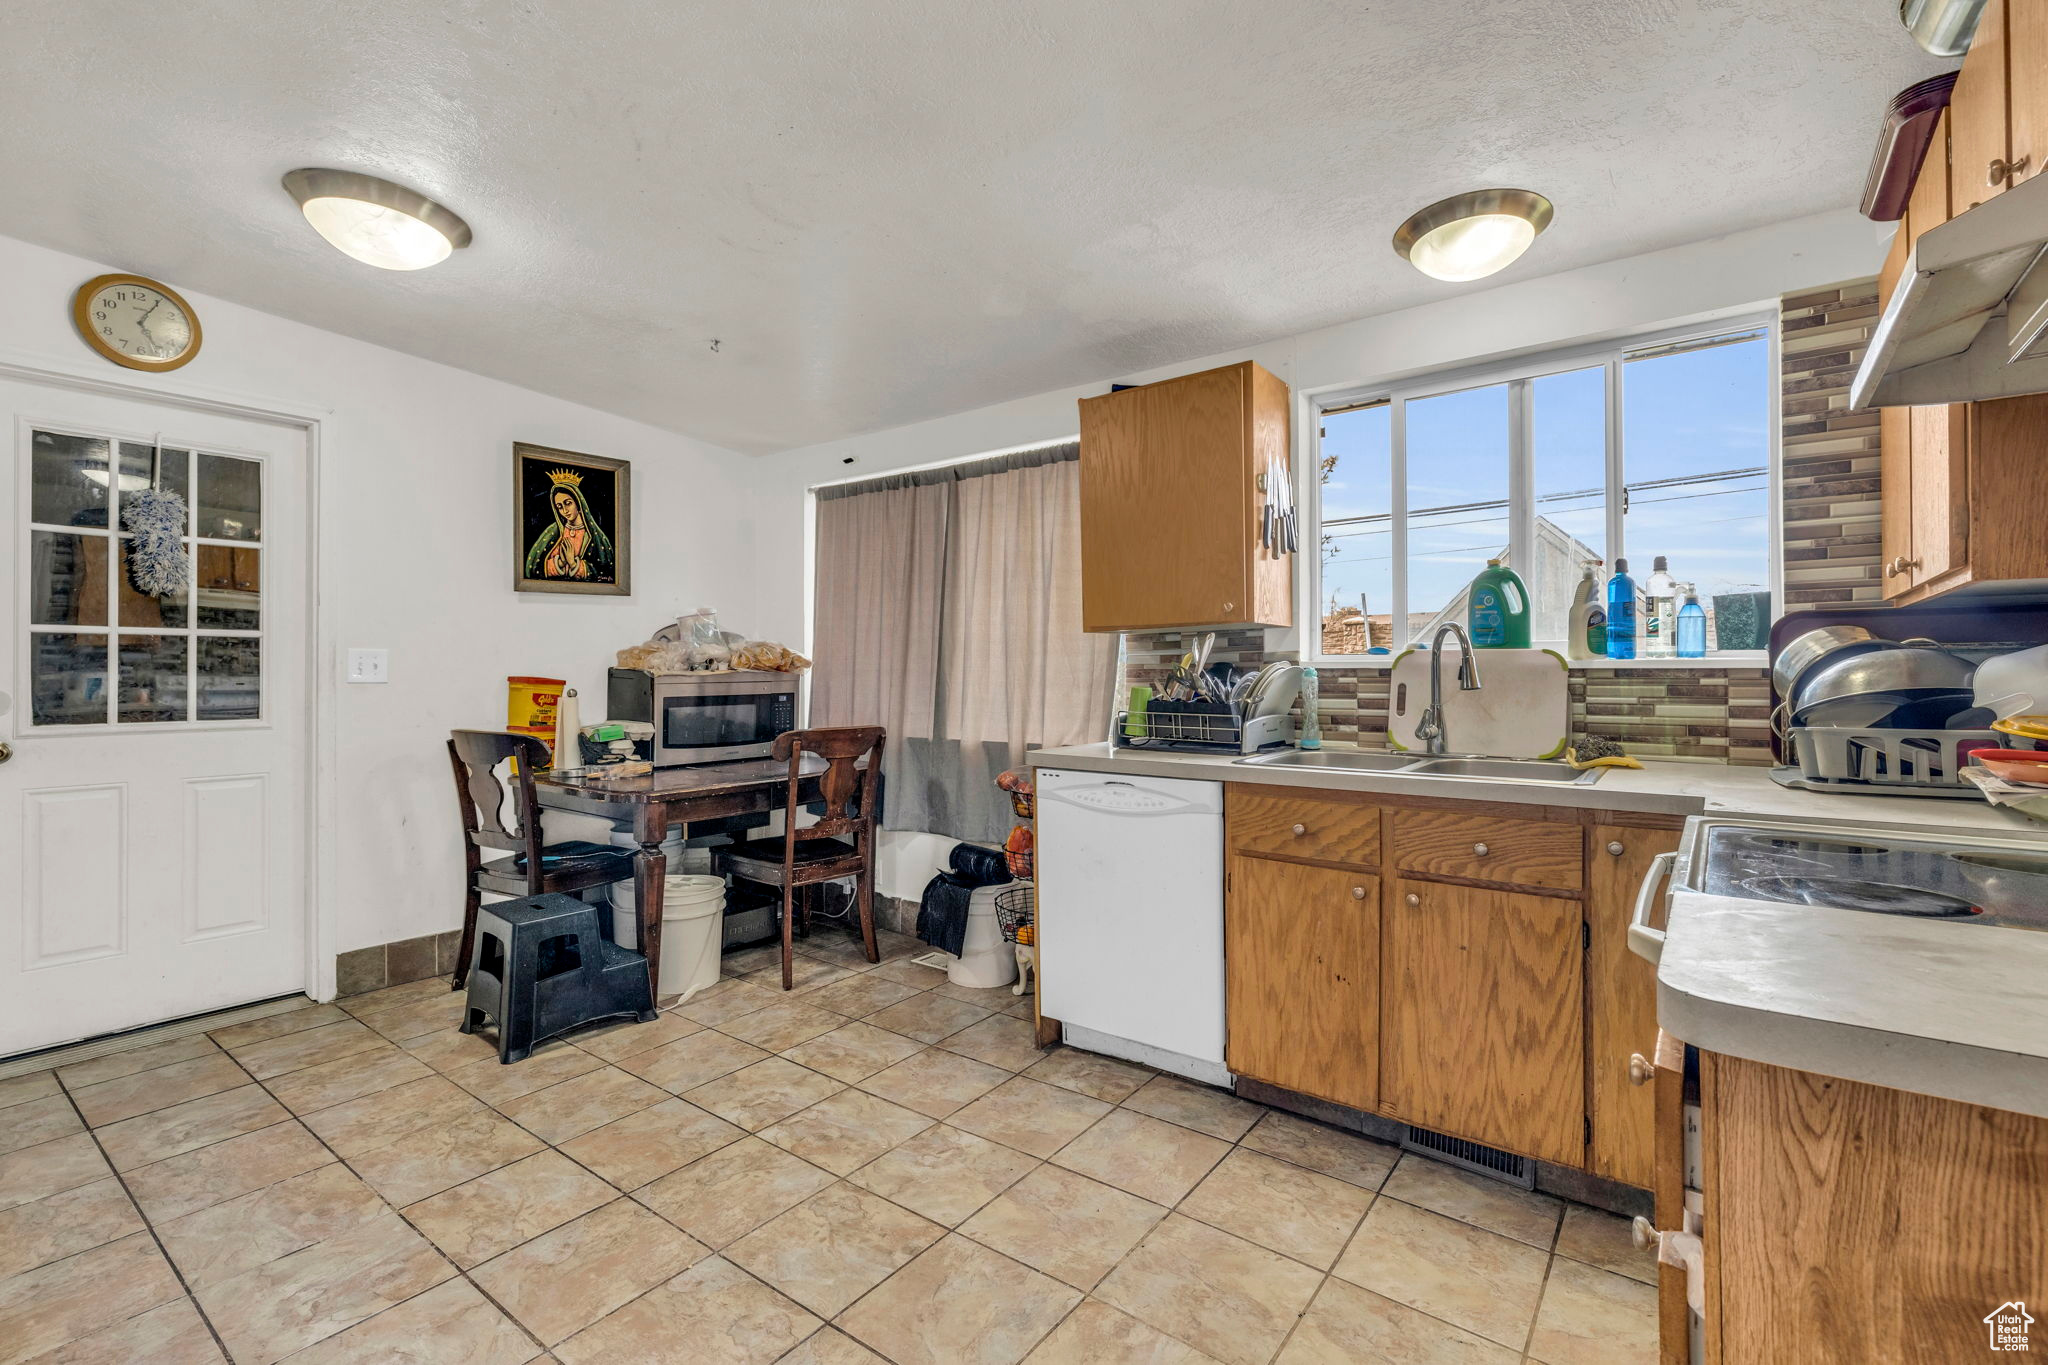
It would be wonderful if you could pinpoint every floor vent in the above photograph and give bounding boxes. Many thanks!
[1400,1125,1536,1189]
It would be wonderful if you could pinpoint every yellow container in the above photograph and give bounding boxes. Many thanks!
[507,675,567,766]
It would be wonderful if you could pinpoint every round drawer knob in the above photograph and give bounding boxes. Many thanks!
[1405,892,1420,907]
[1607,840,1626,857]
[1291,823,1307,836]
[1628,1053,1654,1087]
[1631,1216,1660,1253]
[1351,886,1367,900]
[1472,842,1489,857]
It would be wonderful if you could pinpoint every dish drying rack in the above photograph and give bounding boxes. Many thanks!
[1775,725,2033,797]
[1114,703,1295,754]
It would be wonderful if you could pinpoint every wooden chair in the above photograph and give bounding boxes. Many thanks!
[448,730,635,990]
[715,726,885,991]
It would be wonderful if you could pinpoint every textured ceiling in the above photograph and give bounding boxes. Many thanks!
[0,2,1943,453]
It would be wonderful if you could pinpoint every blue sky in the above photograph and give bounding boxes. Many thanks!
[1321,334,1769,631]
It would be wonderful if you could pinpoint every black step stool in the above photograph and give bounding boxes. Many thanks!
[460,893,657,1063]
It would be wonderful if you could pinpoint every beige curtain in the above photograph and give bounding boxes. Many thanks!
[811,444,1115,841]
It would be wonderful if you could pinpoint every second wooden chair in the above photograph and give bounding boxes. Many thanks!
[716,726,886,991]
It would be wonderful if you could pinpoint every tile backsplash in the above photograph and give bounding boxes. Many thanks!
[1115,278,1881,767]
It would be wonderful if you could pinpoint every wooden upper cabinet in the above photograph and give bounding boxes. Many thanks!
[2013,0,2048,187]
[1949,0,2011,212]
[1381,878,1585,1165]
[1225,854,1378,1112]
[1077,361,1292,633]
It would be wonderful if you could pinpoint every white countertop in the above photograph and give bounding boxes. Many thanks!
[1032,741,2048,1117]
[1030,741,2039,833]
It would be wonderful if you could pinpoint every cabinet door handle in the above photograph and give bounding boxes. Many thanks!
[1405,891,1420,907]
[1472,842,1489,857]
[1991,155,2030,186]
[1606,840,1625,857]
[1631,1216,1661,1252]
[1628,1052,1654,1086]
[1900,557,1921,573]
[1351,886,1366,900]
[1291,823,1307,836]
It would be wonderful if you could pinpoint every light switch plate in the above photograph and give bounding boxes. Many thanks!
[346,648,389,684]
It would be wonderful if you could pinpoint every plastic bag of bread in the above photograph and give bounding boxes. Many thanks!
[615,638,693,673]
[732,641,811,672]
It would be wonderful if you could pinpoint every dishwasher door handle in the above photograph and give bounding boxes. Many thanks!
[1627,851,1678,964]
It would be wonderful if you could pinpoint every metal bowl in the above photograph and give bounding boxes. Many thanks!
[1772,625,1879,700]
[1791,644,1975,715]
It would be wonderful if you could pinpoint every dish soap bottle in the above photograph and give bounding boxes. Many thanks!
[1566,561,1605,662]
[1644,556,1678,659]
[1466,560,1530,648]
[1605,559,1638,660]
[1297,667,1322,750]
[1676,584,1707,658]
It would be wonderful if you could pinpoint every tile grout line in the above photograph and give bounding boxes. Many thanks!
[237,1000,561,1362]
[49,1048,254,1365]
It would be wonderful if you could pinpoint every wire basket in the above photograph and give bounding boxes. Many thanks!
[993,884,1035,945]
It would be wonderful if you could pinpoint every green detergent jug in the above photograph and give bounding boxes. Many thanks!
[1467,560,1530,648]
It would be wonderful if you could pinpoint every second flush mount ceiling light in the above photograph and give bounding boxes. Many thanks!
[283,168,472,270]
[1393,188,1554,283]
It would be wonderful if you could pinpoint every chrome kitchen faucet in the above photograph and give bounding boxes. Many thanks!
[1415,623,1482,756]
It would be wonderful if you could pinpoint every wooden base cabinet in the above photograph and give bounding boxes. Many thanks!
[1587,823,1682,1189]
[1224,854,1378,1112]
[1380,878,1584,1166]
[1646,1046,2048,1364]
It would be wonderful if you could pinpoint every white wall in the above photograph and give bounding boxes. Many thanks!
[0,232,759,974]
[749,207,1894,894]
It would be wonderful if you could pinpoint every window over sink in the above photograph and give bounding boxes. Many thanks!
[1313,318,1777,659]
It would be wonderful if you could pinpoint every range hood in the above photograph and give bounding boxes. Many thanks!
[1851,169,2048,410]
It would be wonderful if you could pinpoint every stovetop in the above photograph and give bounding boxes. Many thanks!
[1698,827,2048,932]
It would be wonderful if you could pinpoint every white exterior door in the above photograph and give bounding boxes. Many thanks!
[0,377,309,1056]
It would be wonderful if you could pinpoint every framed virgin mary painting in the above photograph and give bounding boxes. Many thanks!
[513,442,631,595]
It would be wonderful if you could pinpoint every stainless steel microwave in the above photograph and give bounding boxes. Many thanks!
[605,668,800,767]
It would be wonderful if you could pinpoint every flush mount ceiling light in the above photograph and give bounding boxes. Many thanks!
[1393,188,1554,283]
[282,168,472,270]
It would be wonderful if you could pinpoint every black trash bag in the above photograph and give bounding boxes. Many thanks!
[916,843,1012,957]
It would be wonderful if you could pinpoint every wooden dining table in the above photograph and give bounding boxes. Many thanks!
[535,756,827,999]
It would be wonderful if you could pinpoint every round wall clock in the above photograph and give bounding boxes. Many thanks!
[72,273,202,372]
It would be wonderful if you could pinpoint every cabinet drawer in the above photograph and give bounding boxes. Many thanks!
[1228,789,1379,867]
[1392,807,1582,891]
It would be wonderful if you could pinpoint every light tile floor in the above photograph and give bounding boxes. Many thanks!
[0,929,1658,1364]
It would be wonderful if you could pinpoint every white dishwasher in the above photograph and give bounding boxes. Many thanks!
[1035,769,1227,1085]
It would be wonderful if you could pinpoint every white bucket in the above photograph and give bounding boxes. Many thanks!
[608,873,726,1002]
[654,873,726,1005]
[948,885,1018,989]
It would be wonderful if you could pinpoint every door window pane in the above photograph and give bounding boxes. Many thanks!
[121,564,187,629]
[1622,334,1772,631]
[197,454,261,541]
[30,531,108,626]
[30,634,109,725]
[118,634,188,723]
[31,431,114,528]
[1319,402,1392,654]
[118,442,191,526]
[1530,366,1607,643]
[196,636,260,720]
[194,546,261,630]
[1406,384,1509,642]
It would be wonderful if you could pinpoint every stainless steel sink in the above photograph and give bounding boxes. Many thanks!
[1234,749,1602,786]
[1236,749,1422,772]
[1404,757,1603,786]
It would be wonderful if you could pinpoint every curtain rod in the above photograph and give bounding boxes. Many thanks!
[815,441,1079,502]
